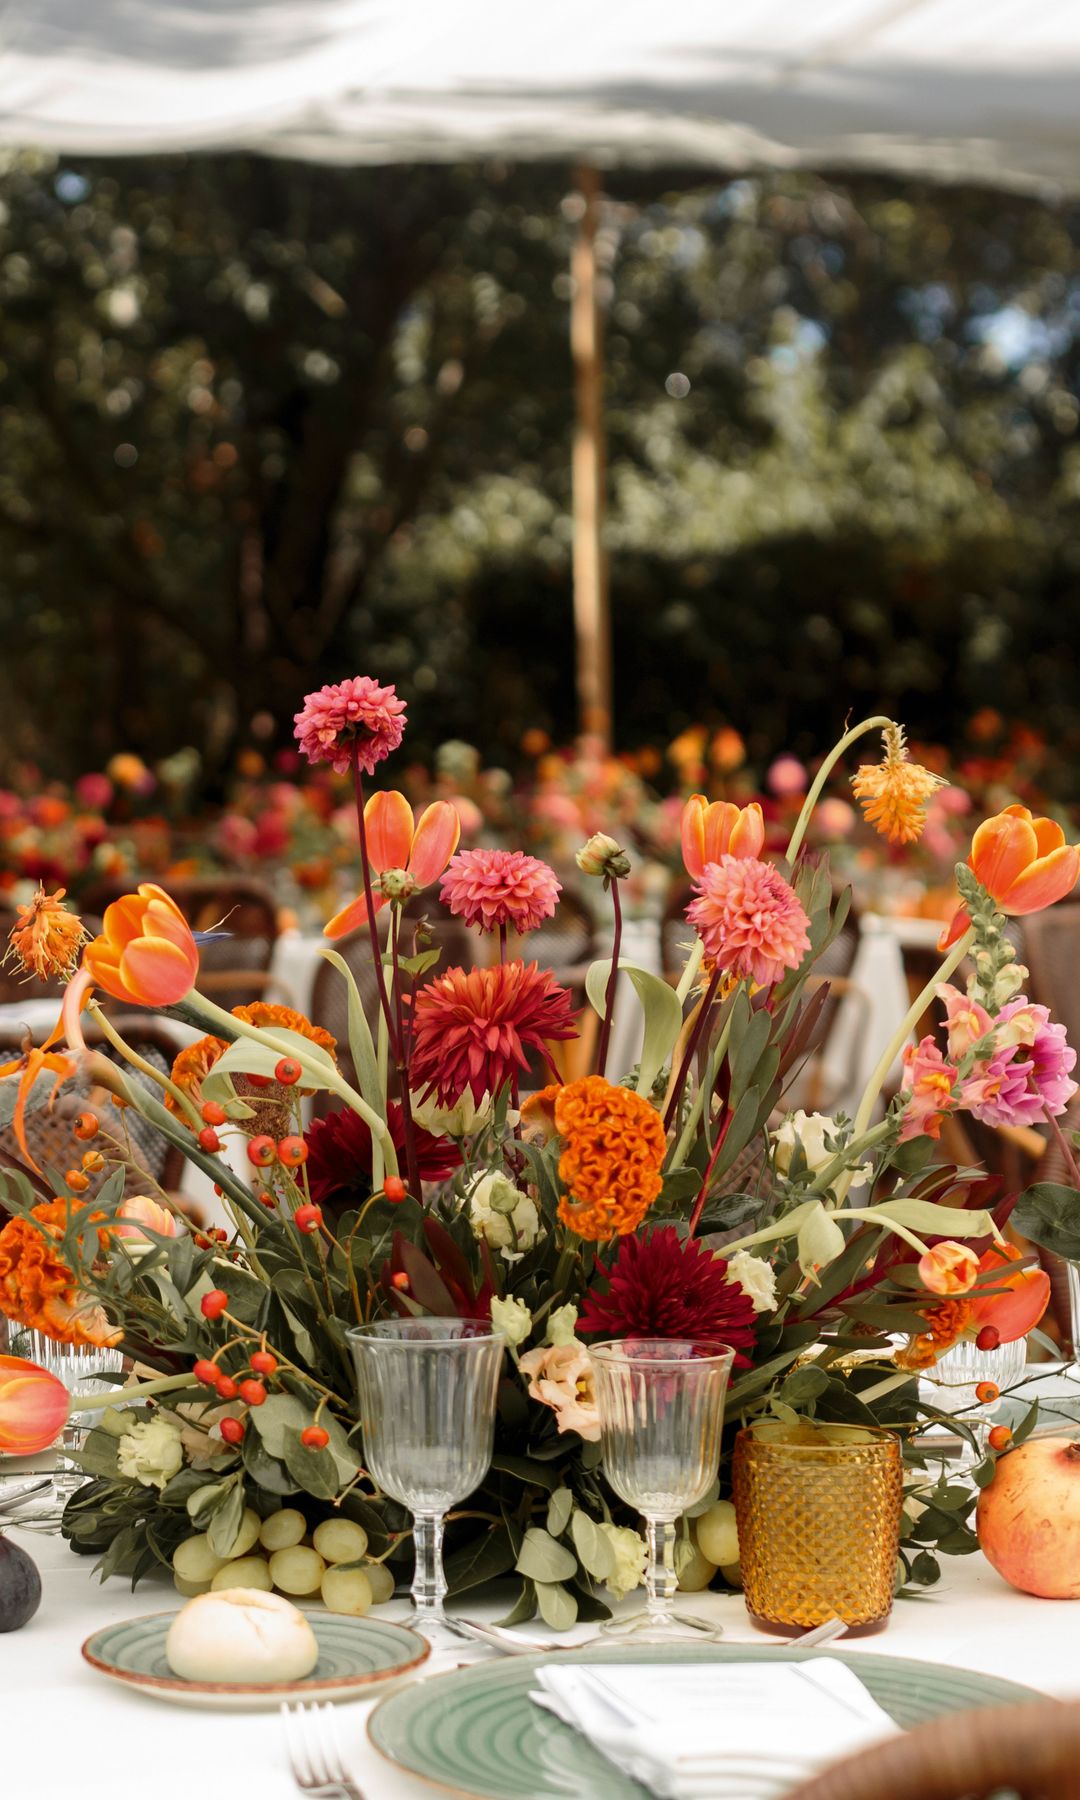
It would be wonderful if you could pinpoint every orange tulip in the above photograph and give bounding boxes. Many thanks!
[83,884,200,1006]
[326,792,461,940]
[0,1355,69,1455]
[680,796,765,879]
[918,1240,979,1297]
[968,1243,1051,1345]
[940,805,1080,948]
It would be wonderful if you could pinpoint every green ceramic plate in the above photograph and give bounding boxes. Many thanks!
[368,1643,1043,1800]
[82,1609,429,1709]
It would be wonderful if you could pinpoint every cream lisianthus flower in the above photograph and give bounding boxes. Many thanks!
[466,1172,540,1259]
[772,1110,871,1187]
[546,1303,579,1347]
[518,1342,600,1442]
[598,1523,648,1600]
[491,1295,532,1348]
[117,1415,183,1490]
[725,1250,777,1314]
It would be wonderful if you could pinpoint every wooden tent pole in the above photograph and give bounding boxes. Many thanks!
[570,164,611,749]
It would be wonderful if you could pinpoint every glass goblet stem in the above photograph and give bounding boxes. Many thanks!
[412,1511,448,1621]
[645,1515,679,1629]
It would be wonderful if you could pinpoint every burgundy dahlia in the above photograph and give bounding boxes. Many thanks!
[578,1227,758,1366]
[304,1102,459,1215]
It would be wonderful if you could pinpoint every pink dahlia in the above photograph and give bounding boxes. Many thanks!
[686,855,810,986]
[440,848,561,935]
[293,676,406,776]
[578,1228,758,1367]
[409,961,578,1108]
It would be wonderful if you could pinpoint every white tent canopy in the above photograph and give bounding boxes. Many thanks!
[3,0,1080,195]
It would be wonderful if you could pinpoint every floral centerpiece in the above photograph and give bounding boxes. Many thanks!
[1,686,1078,1627]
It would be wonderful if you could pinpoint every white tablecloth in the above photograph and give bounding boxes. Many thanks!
[4,1522,1076,1800]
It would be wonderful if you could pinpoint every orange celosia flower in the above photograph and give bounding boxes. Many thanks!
[851,724,947,846]
[165,1035,226,1117]
[0,1355,70,1455]
[918,1240,979,1297]
[83,883,200,1007]
[894,1298,973,1370]
[325,790,461,939]
[3,887,88,983]
[939,804,1080,948]
[680,796,765,880]
[554,1075,667,1242]
[0,1200,120,1348]
[231,1003,336,1060]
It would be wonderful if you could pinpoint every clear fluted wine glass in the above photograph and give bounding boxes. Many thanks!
[591,1337,735,1640]
[348,1319,504,1642]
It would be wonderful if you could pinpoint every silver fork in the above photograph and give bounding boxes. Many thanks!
[281,1701,366,1800]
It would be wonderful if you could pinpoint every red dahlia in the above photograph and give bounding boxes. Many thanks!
[578,1227,758,1366]
[304,1102,459,1216]
[409,961,578,1109]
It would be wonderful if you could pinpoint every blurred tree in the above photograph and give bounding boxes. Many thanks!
[0,153,1079,791]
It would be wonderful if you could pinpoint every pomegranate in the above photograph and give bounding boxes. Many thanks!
[977,1436,1080,1598]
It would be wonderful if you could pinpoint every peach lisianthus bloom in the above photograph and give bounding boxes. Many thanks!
[918,1241,980,1297]
[852,724,947,846]
[518,1341,601,1441]
[326,789,460,939]
[83,884,199,1007]
[686,856,810,988]
[679,796,765,880]
[3,886,88,982]
[940,804,1080,949]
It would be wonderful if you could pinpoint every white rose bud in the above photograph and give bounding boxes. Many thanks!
[598,1522,648,1600]
[575,833,631,883]
[546,1303,580,1347]
[467,1172,540,1259]
[117,1415,184,1491]
[490,1295,532,1348]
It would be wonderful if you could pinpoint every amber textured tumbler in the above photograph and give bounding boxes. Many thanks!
[733,1421,903,1636]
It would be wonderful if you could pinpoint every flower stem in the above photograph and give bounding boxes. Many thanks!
[350,746,399,1057]
[86,1002,202,1130]
[784,715,893,865]
[838,925,976,1197]
[75,1372,200,1413]
[595,878,623,1080]
[663,965,723,1134]
[389,909,423,1202]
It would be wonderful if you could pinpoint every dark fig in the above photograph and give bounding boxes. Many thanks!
[0,1533,42,1631]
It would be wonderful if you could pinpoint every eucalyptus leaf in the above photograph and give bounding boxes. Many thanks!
[570,1509,615,1580]
[546,1486,573,1538]
[444,1525,517,1592]
[1012,1183,1080,1262]
[535,1580,578,1631]
[496,1580,538,1627]
[207,1479,245,1557]
[515,1526,578,1584]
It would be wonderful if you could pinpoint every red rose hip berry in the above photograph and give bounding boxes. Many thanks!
[238,1379,267,1406]
[219,1416,245,1445]
[976,1325,1002,1351]
[249,1350,277,1377]
[277,1135,308,1168]
[246,1135,277,1168]
[300,1425,329,1451]
[193,1359,219,1386]
[198,1127,222,1154]
[200,1288,228,1320]
[294,1203,323,1233]
[383,1176,407,1204]
[274,1057,302,1086]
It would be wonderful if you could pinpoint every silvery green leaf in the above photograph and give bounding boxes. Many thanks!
[546,1486,573,1538]
[535,1579,578,1631]
[515,1526,578,1584]
[570,1509,615,1580]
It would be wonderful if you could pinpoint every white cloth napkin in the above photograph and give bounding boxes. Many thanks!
[530,1659,898,1799]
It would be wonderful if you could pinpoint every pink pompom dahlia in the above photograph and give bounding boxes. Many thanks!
[293,676,406,776]
[686,855,810,987]
[409,961,577,1108]
[440,848,561,935]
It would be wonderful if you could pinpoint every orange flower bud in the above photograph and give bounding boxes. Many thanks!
[83,883,199,1006]
[917,1241,980,1297]
[680,796,765,880]
[940,805,1080,947]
